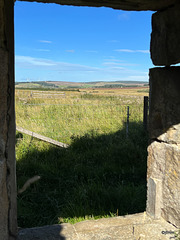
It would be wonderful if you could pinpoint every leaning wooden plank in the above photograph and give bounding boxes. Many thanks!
[16,126,69,148]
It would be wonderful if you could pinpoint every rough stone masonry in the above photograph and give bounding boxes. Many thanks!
[0,0,180,239]
[147,3,180,227]
[147,67,180,226]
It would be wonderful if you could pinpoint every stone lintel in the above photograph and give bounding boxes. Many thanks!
[151,3,180,66]
[16,0,177,11]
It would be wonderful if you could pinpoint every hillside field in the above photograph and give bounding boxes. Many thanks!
[15,86,149,228]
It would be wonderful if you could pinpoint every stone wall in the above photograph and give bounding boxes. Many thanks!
[0,0,180,239]
[0,0,17,239]
[147,3,180,228]
[147,67,180,227]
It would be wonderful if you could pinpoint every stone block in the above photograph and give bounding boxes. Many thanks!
[146,178,162,219]
[158,124,180,144]
[147,141,166,179]
[151,3,180,66]
[148,66,180,227]
[17,213,178,240]
[149,67,180,142]
[162,144,180,227]
[147,142,180,227]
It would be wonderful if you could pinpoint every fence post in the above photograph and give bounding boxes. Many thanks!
[143,96,149,131]
[126,106,130,138]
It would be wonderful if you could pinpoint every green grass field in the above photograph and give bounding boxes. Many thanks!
[15,88,148,228]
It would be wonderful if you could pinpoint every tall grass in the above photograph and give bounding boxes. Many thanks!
[15,89,148,228]
[15,90,144,144]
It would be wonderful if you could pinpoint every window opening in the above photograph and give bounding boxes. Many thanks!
[15,1,152,228]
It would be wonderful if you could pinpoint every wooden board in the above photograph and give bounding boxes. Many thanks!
[16,126,69,148]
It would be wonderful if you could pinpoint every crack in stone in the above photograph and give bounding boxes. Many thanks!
[152,138,178,145]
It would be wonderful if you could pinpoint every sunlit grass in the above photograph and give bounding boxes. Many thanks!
[15,88,148,228]
[15,89,144,144]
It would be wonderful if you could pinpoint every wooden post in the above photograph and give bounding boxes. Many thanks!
[143,96,149,131]
[126,106,130,138]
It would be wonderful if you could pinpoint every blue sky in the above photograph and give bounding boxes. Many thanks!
[15,2,154,82]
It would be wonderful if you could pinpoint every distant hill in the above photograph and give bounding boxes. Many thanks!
[15,80,149,90]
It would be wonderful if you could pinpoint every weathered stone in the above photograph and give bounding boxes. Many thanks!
[147,141,166,180]
[162,144,180,227]
[158,124,180,144]
[17,213,178,240]
[147,66,180,227]
[146,178,162,219]
[151,3,180,66]
[149,67,180,141]
[17,0,177,11]
[147,142,180,226]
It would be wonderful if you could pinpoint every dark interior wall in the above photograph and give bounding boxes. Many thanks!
[0,0,17,239]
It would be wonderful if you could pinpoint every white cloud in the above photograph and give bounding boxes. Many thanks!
[39,40,52,44]
[15,56,56,66]
[114,49,150,53]
[117,12,131,21]
[15,55,99,72]
[107,40,119,43]
[115,49,134,53]
[136,50,150,53]
[103,61,138,67]
[128,75,148,81]
[65,50,75,53]
[15,55,149,82]
[34,49,50,52]
[103,62,122,66]
[103,57,121,62]
[102,57,138,67]
[85,50,98,53]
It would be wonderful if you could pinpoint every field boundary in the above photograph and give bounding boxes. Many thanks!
[16,126,69,148]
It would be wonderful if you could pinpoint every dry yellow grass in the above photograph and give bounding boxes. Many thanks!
[79,87,149,97]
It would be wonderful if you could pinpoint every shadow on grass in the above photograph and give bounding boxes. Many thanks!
[16,121,148,228]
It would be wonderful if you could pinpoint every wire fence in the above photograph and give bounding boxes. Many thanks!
[16,104,147,144]
[15,90,149,144]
